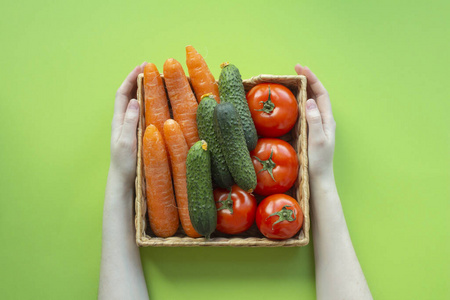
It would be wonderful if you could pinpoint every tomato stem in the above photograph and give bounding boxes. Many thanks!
[266,205,297,229]
[217,190,234,214]
[254,149,276,182]
[255,85,275,114]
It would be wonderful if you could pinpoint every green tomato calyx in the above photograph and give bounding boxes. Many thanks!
[217,191,234,214]
[255,85,275,114]
[266,205,296,229]
[254,149,276,182]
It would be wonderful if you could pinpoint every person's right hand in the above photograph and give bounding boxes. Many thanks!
[295,64,336,179]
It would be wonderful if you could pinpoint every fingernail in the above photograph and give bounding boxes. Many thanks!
[306,99,317,110]
[129,99,139,110]
[297,63,302,67]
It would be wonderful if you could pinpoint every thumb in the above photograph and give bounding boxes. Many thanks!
[120,99,140,145]
[305,99,325,143]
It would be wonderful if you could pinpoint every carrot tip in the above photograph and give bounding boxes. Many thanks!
[220,62,229,69]
[201,140,208,151]
[200,93,213,100]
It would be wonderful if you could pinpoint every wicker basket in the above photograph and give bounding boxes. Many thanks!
[135,73,309,247]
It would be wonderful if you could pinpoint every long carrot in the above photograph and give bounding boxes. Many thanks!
[163,58,199,148]
[186,45,220,103]
[143,63,170,132]
[143,125,179,237]
[163,119,201,238]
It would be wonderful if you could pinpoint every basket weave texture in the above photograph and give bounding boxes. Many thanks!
[135,74,309,247]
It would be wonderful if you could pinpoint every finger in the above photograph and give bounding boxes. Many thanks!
[295,64,321,105]
[119,99,140,145]
[295,64,334,121]
[294,63,304,77]
[295,64,317,106]
[114,65,142,117]
[305,99,326,143]
[295,64,327,100]
[140,61,148,70]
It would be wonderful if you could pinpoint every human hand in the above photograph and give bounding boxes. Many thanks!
[295,64,336,179]
[101,64,150,300]
[295,65,372,300]
[110,62,147,183]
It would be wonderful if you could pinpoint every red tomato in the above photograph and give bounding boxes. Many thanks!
[246,83,298,137]
[214,185,257,235]
[250,138,298,196]
[256,194,303,240]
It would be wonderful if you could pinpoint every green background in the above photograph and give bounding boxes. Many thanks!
[1,0,449,299]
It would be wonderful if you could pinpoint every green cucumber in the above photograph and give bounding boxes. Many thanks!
[196,95,234,189]
[214,102,257,192]
[218,62,258,151]
[186,140,217,239]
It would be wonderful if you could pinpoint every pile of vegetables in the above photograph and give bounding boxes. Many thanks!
[142,46,303,240]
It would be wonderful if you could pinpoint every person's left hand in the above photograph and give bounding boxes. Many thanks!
[110,62,146,183]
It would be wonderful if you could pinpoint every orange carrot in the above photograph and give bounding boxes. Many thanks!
[143,63,170,132]
[143,125,179,237]
[163,58,199,148]
[186,45,220,103]
[163,119,201,238]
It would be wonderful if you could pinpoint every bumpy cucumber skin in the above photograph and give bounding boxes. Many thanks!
[196,97,234,189]
[218,64,258,151]
[214,103,257,192]
[186,140,217,238]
